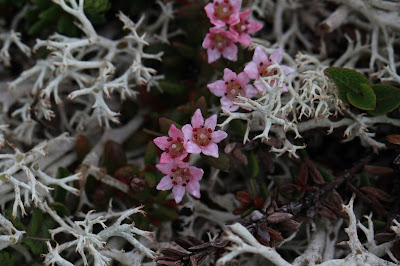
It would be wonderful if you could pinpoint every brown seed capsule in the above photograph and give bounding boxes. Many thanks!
[266,227,284,242]
[266,212,293,223]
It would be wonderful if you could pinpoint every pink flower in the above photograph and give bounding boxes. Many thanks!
[207,68,258,111]
[154,124,188,163]
[182,109,228,158]
[204,0,242,27]
[202,27,238,63]
[244,46,295,92]
[156,161,204,203]
[229,9,263,46]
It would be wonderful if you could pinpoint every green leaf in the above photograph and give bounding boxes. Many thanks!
[57,14,79,37]
[202,153,230,171]
[29,209,44,236]
[368,84,400,115]
[0,251,16,266]
[324,67,370,101]
[144,141,157,165]
[50,202,70,217]
[159,117,182,133]
[346,83,376,110]
[248,151,259,179]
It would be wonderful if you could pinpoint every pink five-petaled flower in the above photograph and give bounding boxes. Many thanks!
[182,109,228,158]
[154,124,187,163]
[229,9,263,46]
[204,0,242,27]
[207,68,258,111]
[244,46,295,92]
[202,27,238,64]
[156,161,204,203]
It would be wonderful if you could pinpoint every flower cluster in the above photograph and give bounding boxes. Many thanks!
[202,0,263,63]
[208,46,295,110]
[154,109,228,203]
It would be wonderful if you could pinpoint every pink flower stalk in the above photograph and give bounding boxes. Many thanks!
[204,0,242,27]
[229,9,263,46]
[182,109,228,158]
[202,27,238,63]
[156,161,204,203]
[154,124,187,163]
[244,46,295,92]
[207,68,258,111]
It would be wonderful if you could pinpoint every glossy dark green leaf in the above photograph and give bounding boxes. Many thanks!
[347,83,376,110]
[144,141,157,165]
[159,117,182,133]
[324,67,370,101]
[203,153,230,171]
[248,151,259,179]
[368,84,400,115]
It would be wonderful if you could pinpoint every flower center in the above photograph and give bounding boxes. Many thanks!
[211,33,231,53]
[165,137,185,159]
[224,80,242,100]
[258,62,279,77]
[171,167,192,187]
[234,21,249,34]
[192,126,212,147]
[213,1,233,21]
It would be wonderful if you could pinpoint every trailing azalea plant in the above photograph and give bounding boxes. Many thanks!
[0,0,400,265]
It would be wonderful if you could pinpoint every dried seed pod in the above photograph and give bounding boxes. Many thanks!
[266,212,293,223]
[279,219,300,231]
[375,232,396,244]
[262,196,272,212]
[387,135,400,145]
[364,165,394,176]
[304,158,325,184]
[297,162,309,184]
[257,225,271,243]
[360,187,394,203]
[250,210,264,222]
[318,205,337,220]
[266,227,285,242]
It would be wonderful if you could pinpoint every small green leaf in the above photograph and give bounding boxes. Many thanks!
[144,141,157,165]
[248,151,259,179]
[50,202,70,217]
[0,251,16,266]
[368,84,400,115]
[347,83,376,110]
[159,117,182,133]
[324,67,370,101]
[202,153,230,171]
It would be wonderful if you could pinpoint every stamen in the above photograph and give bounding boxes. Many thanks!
[208,128,213,133]
[177,137,182,142]
[200,143,205,146]
[165,148,169,153]
[182,184,186,187]
[172,181,177,185]
[167,137,173,141]
[194,134,198,139]
[171,168,176,172]
[193,128,197,132]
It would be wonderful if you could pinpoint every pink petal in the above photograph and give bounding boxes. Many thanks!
[221,97,238,111]
[269,48,283,63]
[186,180,201,198]
[189,166,204,181]
[245,84,259,98]
[160,152,174,163]
[253,46,269,65]
[207,48,221,64]
[182,124,193,143]
[202,33,212,49]
[222,43,238,62]
[186,140,202,154]
[173,185,186,203]
[156,175,174,190]
[280,83,288,92]
[153,136,170,150]
[230,0,242,12]
[168,124,183,139]
[204,3,215,22]
[239,9,251,20]
[247,20,263,33]
[223,68,237,82]
[237,34,251,46]
[204,114,217,130]
[236,72,250,86]
[211,130,228,143]
[191,109,204,128]
[208,80,226,97]
[282,65,295,75]
[254,81,266,92]
[202,142,219,158]
[156,163,174,175]
[244,62,259,79]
